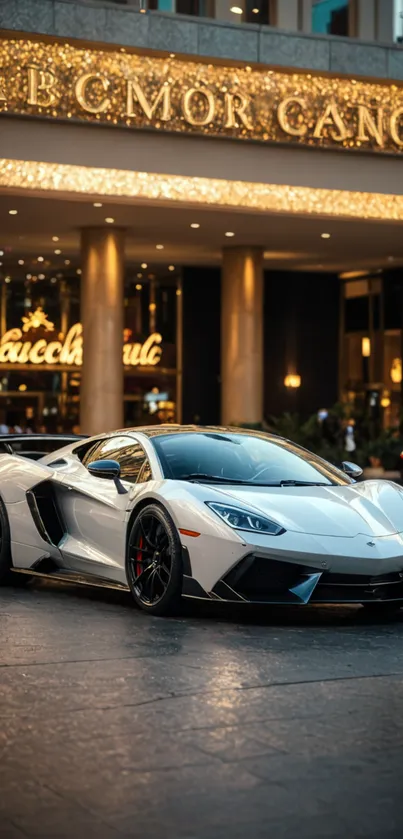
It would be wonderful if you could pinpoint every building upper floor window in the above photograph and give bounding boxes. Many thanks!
[121,0,271,22]
[312,0,349,36]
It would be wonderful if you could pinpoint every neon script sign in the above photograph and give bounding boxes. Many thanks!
[0,310,162,367]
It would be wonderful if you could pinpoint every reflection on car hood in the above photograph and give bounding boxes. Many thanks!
[213,480,403,538]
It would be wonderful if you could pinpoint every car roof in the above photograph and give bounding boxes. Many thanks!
[122,425,279,441]
[0,434,86,441]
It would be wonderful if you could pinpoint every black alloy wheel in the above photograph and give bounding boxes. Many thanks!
[127,503,183,616]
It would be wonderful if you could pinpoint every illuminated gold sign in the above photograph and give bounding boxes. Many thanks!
[0,310,162,367]
[1,36,403,154]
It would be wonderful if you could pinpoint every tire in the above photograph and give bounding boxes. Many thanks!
[361,602,402,616]
[0,497,30,586]
[126,503,183,616]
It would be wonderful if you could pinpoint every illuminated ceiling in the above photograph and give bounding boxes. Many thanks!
[0,190,402,280]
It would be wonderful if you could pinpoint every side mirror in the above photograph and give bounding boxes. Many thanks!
[88,459,128,494]
[342,461,363,480]
[88,459,120,479]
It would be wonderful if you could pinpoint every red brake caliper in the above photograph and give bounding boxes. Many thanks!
[136,536,143,577]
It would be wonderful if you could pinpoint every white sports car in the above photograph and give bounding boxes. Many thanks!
[1,425,403,616]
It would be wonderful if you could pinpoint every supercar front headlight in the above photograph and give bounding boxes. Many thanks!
[206,502,285,535]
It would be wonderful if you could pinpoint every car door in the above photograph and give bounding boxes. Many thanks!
[58,435,152,579]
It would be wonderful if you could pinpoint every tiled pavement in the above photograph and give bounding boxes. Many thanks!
[1,581,403,838]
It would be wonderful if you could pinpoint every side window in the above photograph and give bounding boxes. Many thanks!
[79,440,104,467]
[88,436,151,484]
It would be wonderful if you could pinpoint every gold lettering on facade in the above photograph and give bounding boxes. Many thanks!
[27,65,58,107]
[126,80,171,121]
[224,91,252,130]
[277,97,307,137]
[313,103,348,142]
[2,37,403,155]
[389,107,403,147]
[75,73,110,114]
[182,87,216,126]
[357,105,384,147]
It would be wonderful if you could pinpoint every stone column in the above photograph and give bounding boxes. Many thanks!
[80,227,125,435]
[376,0,395,41]
[276,0,300,30]
[357,0,376,39]
[221,247,264,426]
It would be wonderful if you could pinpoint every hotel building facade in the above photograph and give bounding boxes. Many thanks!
[0,0,403,434]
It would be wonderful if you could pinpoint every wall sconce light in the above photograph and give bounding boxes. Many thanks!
[284,374,301,389]
[362,337,371,357]
[381,394,391,408]
[390,358,402,384]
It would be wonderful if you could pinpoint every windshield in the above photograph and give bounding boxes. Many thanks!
[151,432,352,486]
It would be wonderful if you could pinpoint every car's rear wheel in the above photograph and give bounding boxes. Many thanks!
[0,497,30,586]
[361,602,402,616]
[126,503,183,616]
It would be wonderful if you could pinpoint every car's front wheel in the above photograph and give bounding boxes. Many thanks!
[126,503,183,616]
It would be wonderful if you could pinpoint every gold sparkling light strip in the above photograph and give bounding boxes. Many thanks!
[1,158,403,221]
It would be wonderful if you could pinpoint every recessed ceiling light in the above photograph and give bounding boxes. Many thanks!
[5,276,11,283]
[230,5,243,12]
[93,202,103,208]
[54,249,61,255]
[64,259,70,265]
[225,231,235,237]
[52,236,59,242]
[38,273,45,280]
[321,233,331,239]
[137,273,143,279]
[136,283,142,290]
[51,277,57,284]
[141,263,147,269]
[168,265,175,271]
[105,217,115,224]
[8,210,17,215]
[76,268,82,275]
[156,244,164,250]
[37,256,44,262]
[18,259,24,265]
[190,223,200,229]
[26,273,32,280]
[0,251,4,257]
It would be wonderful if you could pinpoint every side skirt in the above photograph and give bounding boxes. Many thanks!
[11,567,130,593]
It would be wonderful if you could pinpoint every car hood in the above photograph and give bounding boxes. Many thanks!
[212,480,403,538]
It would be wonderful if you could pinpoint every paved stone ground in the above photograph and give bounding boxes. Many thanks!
[1,581,403,839]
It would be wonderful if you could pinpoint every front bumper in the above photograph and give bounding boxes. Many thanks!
[212,553,403,604]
